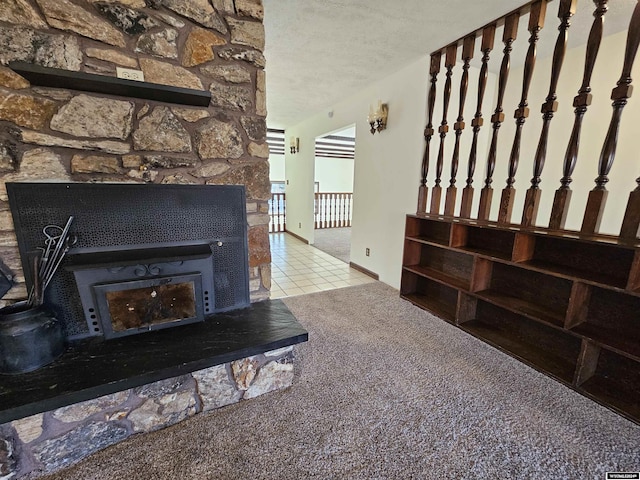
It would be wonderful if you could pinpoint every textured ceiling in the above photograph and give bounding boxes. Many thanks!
[263,0,636,129]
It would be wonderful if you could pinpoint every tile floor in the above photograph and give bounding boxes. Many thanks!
[269,232,377,299]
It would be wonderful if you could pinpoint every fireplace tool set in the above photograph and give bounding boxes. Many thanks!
[0,217,74,374]
[27,216,77,308]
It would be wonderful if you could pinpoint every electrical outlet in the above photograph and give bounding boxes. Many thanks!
[116,67,145,82]
[366,248,370,256]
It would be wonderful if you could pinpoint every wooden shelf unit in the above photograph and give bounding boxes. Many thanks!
[400,214,640,424]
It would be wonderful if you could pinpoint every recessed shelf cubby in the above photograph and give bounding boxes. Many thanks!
[451,224,516,261]
[401,214,640,424]
[400,272,457,323]
[405,216,451,245]
[579,348,640,421]
[523,236,635,289]
[570,286,640,361]
[403,240,473,290]
[460,301,581,383]
[476,263,571,328]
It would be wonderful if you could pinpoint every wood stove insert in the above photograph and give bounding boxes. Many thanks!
[67,244,215,338]
[6,182,250,341]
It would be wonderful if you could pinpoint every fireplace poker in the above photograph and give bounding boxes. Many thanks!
[28,216,75,307]
[42,234,77,292]
[40,216,73,294]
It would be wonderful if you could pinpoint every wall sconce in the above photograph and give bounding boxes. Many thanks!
[368,101,388,135]
[289,136,299,154]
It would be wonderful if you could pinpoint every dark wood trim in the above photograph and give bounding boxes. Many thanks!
[284,230,309,244]
[409,212,640,248]
[349,262,379,280]
[10,61,211,107]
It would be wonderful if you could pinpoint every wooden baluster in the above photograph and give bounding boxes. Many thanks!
[550,0,608,230]
[342,193,347,227]
[314,193,318,229]
[280,193,285,232]
[583,0,640,235]
[320,194,325,229]
[273,193,277,232]
[271,193,280,232]
[418,52,442,213]
[342,193,346,227]
[274,193,279,232]
[282,193,286,231]
[347,194,352,227]
[339,193,344,227]
[460,25,496,219]
[431,44,457,214]
[445,35,476,216]
[324,193,328,229]
[478,13,520,220]
[325,193,331,228]
[279,193,283,232]
[498,1,547,225]
[324,193,329,229]
[522,0,577,227]
[333,193,338,228]
[320,193,327,228]
[269,194,273,232]
[621,181,640,239]
[619,2,640,240]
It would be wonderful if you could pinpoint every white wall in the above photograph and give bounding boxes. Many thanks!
[490,19,640,234]
[284,56,496,289]
[280,9,639,290]
[314,157,354,192]
[268,153,285,182]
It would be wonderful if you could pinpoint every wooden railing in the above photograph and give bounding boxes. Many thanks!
[418,0,640,240]
[269,192,286,232]
[315,193,353,229]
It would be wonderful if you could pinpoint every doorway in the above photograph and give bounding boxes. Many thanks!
[312,125,355,263]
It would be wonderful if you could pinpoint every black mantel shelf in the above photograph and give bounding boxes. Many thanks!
[0,300,308,424]
[9,61,212,107]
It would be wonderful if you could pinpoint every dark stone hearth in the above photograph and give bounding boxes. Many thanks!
[0,300,308,424]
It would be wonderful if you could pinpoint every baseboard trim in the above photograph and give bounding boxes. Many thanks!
[349,262,379,280]
[284,230,309,244]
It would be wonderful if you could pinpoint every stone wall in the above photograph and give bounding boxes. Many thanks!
[0,0,271,306]
[0,346,295,478]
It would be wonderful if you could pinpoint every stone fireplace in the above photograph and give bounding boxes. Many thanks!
[0,1,308,478]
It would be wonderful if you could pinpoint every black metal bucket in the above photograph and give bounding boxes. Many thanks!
[0,302,65,374]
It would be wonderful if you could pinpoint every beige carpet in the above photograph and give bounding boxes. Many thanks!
[35,283,640,479]
[312,227,350,263]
